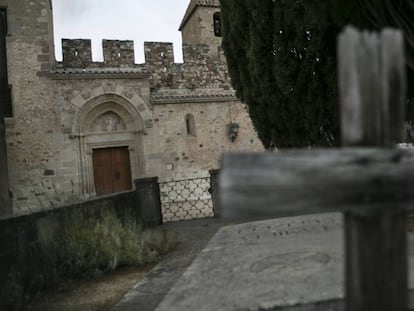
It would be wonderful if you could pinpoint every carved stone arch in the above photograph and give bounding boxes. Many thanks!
[72,94,146,197]
[73,94,145,135]
[70,85,152,128]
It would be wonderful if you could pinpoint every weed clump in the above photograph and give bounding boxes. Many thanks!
[57,211,176,278]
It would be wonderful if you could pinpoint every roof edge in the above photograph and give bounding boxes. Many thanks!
[179,0,220,31]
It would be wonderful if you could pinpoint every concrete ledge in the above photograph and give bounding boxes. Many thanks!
[156,213,414,311]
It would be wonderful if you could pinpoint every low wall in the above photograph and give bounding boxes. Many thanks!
[0,173,218,307]
[0,190,139,307]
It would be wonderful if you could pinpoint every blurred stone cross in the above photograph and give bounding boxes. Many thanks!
[221,27,412,311]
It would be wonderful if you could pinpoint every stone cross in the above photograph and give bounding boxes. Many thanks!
[221,27,411,311]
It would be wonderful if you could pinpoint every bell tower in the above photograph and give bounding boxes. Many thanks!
[179,0,222,58]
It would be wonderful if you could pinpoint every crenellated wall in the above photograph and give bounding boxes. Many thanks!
[145,42,229,90]
[58,39,230,90]
[62,39,136,68]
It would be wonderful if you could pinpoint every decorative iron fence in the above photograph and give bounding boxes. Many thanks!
[159,177,214,222]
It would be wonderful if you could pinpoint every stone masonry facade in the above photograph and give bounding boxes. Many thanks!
[1,0,263,215]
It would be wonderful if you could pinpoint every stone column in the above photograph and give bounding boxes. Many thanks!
[134,177,162,226]
[209,169,220,218]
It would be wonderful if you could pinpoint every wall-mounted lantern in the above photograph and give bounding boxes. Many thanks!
[228,122,239,142]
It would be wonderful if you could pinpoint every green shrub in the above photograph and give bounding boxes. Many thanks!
[56,211,176,278]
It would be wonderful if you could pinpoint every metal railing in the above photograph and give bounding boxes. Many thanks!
[159,177,213,222]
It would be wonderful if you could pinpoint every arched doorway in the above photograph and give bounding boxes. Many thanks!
[73,94,146,197]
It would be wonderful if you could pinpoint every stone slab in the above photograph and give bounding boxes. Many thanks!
[156,213,414,311]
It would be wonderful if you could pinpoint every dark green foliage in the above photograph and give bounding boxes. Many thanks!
[272,1,340,147]
[221,0,275,147]
[221,0,414,148]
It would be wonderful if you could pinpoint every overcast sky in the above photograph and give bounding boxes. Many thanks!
[52,0,190,63]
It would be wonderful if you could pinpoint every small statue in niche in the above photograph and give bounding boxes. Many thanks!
[104,115,117,131]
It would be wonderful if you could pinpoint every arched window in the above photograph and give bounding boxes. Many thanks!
[185,114,196,136]
[213,12,221,37]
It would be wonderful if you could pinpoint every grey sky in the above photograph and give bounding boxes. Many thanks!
[52,0,189,63]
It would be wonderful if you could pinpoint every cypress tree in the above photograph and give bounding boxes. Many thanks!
[221,0,414,149]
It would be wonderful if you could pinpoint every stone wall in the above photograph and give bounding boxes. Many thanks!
[62,39,92,68]
[0,190,139,307]
[149,99,262,181]
[103,40,135,67]
[2,0,264,214]
[1,0,63,214]
[145,42,230,90]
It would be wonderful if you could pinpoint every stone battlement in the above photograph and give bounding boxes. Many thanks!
[61,39,224,68]
[58,39,230,90]
[62,39,135,68]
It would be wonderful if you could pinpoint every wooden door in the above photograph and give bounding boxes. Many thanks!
[92,147,132,195]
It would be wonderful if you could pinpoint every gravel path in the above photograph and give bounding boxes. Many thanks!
[112,218,231,311]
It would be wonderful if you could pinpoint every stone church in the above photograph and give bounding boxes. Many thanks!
[0,0,263,217]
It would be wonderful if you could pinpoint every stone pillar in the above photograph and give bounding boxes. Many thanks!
[209,169,220,218]
[134,177,162,226]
